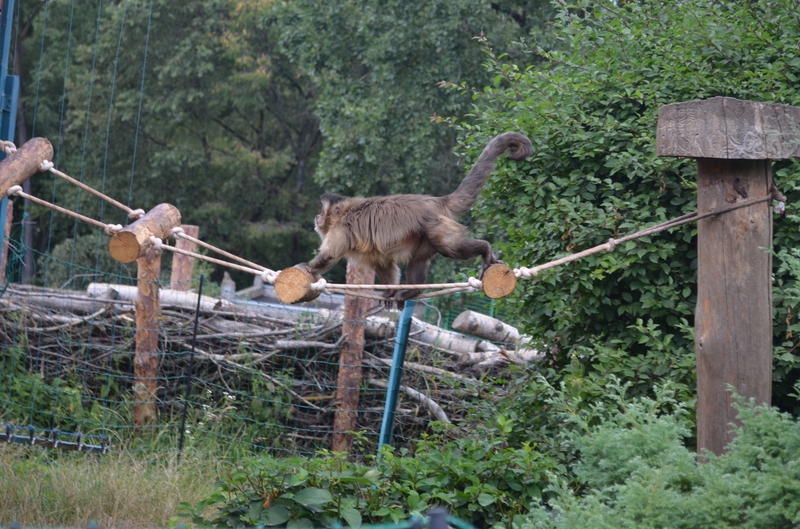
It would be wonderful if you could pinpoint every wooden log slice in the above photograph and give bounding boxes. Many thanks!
[108,203,181,263]
[0,138,54,196]
[482,263,517,299]
[274,265,321,304]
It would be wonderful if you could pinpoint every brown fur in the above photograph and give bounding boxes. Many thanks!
[299,131,532,308]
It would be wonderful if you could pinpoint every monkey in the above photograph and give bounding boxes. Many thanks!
[297,131,532,309]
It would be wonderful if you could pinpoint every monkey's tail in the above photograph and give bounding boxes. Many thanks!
[444,131,532,217]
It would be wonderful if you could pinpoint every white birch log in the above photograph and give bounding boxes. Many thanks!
[452,310,521,343]
[87,283,231,311]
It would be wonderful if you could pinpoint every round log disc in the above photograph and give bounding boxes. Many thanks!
[108,231,143,264]
[482,263,517,299]
[274,266,321,304]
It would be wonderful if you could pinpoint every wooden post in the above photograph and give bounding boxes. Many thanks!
[657,96,800,455]
[0,197,11,283]
[332,261,375,454]
[169,224,199,291]
[133,246,162,431]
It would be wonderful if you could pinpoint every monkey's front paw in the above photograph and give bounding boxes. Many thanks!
[480,260,504,279]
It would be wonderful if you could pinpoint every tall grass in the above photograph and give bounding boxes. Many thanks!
[0,445,222,528]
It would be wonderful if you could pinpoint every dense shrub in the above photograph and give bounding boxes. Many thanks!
[179,425,560,529]
[519,380,800,528]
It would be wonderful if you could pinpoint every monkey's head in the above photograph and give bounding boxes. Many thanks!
[315,193,348,237]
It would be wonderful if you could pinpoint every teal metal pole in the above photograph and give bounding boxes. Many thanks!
[0,0,19,282]
[378,299,416,448]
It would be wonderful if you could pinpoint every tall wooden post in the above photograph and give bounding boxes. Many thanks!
[657,97,800,455]
[169,224,199,291]
[134,246,162,431]
[0,197,12,283]
[332,261,375,454]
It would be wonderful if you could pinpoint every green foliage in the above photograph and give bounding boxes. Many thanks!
[180,424,559,528]
[515,382,800,528]
[442,0,800,407]
[19,0,322,287]
[272,0,554,197]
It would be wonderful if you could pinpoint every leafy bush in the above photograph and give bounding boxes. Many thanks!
[517,380,800,528]
[444,0,800,409]
[179,424,560,529]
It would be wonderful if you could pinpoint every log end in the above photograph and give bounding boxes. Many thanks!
[274,265,321,304]
[482,264,517,299]
[108,231,142,264]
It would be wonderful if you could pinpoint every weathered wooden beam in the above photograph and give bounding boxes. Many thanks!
[657,96,800,456]
[108,203,181,264]
[657,96,800,159]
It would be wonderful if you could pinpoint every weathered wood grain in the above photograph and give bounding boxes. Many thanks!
[657,97,800,159]
[694,159,773,455]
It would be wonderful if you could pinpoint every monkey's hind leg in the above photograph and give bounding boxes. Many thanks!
[429,220,499,278]
[395,258,431,310]
[374,263,402,310]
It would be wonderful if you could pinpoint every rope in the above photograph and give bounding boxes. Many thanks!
[515,192,779,279]
[149,236,278,282]
[7,186,123,235]
[170,227,267,272]
[0,141,17,155]
[39,160,144,219]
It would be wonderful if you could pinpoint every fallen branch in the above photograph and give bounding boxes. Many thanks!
[368,378,450,423]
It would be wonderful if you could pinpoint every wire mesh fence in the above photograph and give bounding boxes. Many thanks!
[1,249,503,463]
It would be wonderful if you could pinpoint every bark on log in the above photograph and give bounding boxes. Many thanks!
[87,283,230,312]
[169,224,199,291]
[0,138,54,197]
[134,247,161,431]
[108,203,181,264]
[368,378,450,423]
[332,261,374,454]
[452,310,521,344]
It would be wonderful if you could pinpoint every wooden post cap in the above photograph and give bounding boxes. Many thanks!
[657,96,800,160]
[482,263,517,299]
[274,265,321,304]
[0,137,54,197]
[108,203,181,263]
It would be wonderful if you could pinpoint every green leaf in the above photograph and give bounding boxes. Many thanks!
[340,507,362,528]
[261,505,291,526]
[293,487,333,507]
[478,493,495,506]
[288,518,315,529]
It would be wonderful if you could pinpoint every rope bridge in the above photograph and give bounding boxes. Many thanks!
[0,138,788,307]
